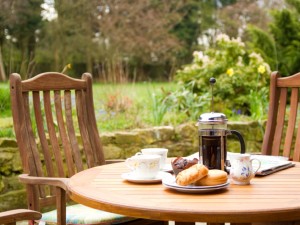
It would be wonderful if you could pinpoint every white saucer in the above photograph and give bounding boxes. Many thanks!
[162,176,229,193]
[161,164,173,172]
[122,171,172,184]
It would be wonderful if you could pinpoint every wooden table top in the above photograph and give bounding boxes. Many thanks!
[68,161,300,223]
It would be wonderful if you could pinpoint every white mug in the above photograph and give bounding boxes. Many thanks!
[230,153,261,185]
[140,148,168,169]
[125,154,160,179]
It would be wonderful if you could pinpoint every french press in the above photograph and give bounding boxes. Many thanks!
[197,78,245,170]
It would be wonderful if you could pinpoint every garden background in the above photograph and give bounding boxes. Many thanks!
[2,0,300,211]
[1,0,300,137]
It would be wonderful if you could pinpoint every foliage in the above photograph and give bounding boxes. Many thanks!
[269,8,300,75]
[149,92,169,126]
[0,85,11,117]
[247,0,300,76]
[0,0,246,82]
[173,33,271,119]
[246,26,277,70]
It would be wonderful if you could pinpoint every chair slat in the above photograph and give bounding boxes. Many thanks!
[75,90,95,168]
[23,92,47,198]
[262,72,280,155]
[43,91,65,177]
[33,91,55,178]
[272,88,287,155]
[293,123,300,161]
[33,91,56,196]
[54,91,75,177]
[82,73,105,165]
[283,88,298,157]
[64,91,84,172]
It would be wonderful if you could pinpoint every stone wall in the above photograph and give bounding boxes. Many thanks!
[0,121,264,211]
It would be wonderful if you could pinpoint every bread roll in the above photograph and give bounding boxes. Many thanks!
[176,164,208,186]
[194,169,228,186]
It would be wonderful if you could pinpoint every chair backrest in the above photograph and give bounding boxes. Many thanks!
[0,209,41,225]
[10,72,105,208]
[262,71,300,161]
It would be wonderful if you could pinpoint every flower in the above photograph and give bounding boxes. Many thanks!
[258,65,266,74]
[216,33,230,42]
[61,63,72,73]
[226,68,234,77]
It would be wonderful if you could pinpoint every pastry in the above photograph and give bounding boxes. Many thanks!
[176,164,209,186]
[194,169,228,186]
[171,157,198,176]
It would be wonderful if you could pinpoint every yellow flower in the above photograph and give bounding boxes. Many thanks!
[258,65,266,74]
[226,68,234,77]
[61,63,72,73]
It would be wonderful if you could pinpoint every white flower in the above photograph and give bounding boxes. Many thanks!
[237,56,244,67]
[193,51,210,65]
[232,37,245,47]
[216,33,230,42]
[193,51,203,59]
[249,52,264,63]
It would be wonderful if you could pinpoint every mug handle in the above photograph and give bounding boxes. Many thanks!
[250,158,261,174]
[229,130,246,154]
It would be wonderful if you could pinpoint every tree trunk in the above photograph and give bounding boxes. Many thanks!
[0,46,6,81]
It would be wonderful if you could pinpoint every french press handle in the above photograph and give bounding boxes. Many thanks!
[227,130,246,154]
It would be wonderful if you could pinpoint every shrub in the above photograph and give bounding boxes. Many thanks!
[172,33,271,119]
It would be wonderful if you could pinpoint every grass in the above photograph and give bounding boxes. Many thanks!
[0,81,183,136]
[92,82,183,131]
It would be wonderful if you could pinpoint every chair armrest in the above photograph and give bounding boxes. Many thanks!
[0,209,42,224]
[19,174,69,191]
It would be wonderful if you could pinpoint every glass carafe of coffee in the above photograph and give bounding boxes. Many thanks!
[197,112,245,171]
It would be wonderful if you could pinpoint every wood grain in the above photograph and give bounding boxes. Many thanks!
[68,161,300,224]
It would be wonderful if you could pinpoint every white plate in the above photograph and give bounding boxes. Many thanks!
[122,171,172,184]
[162,176,230,193]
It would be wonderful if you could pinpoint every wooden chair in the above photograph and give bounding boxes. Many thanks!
[9,72,165,225]
[262,71,300,160]
[251,71,300,225]
[0,209,41,225]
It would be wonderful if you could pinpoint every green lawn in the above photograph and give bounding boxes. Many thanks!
[0,81,182,136]
[92,82,182,131]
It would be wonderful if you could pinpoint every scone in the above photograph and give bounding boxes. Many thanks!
[176,164,209,186]
[194,169,228,186]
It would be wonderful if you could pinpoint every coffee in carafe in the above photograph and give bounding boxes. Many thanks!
[201,133,225,170]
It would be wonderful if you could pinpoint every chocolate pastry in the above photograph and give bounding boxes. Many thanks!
[171,157,199,176]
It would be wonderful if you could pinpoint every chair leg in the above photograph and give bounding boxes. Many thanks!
[56,187,66,225]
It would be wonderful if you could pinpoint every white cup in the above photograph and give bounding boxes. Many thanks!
[125,154,161,179]
[140,148,168,170]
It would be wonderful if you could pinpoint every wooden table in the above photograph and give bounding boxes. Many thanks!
[68,161,300,224]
